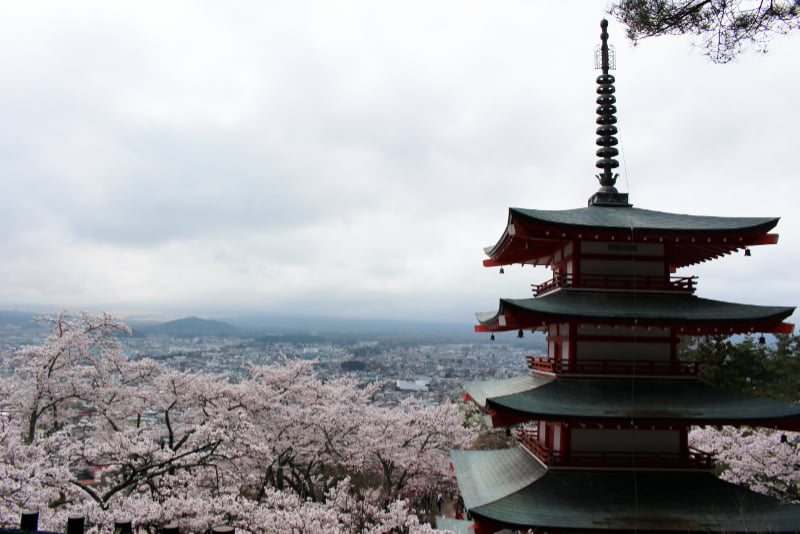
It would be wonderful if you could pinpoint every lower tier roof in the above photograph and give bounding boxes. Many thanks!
[450,447,800,533]
[475,291,794,334]
[465,374,800,429]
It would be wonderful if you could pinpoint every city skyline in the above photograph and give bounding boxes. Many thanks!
[2,1,799,324]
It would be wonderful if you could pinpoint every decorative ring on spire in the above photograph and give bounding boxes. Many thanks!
[588,20,630,207]
[595,19,619,189]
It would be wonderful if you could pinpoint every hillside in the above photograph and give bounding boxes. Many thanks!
[137,316,239,338]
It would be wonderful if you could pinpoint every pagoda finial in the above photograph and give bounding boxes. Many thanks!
[589,19,630,207]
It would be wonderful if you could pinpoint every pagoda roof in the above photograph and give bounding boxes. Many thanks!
[475,291,794,335]
[510,206,777,234]
[484,206,779,268]
[450,447,800,533]
[465,374,800,429]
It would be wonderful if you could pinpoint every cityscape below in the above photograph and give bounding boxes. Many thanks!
[0,310,546,407]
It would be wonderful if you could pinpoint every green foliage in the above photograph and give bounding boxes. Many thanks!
[679,334,800,401]
[610,0,800,62]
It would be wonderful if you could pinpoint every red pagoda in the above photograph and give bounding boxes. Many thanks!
[450,20,800,534]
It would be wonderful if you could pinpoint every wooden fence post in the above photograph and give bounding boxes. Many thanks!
[113,519,132,534]
[66,516,85,534]
[20,510,39,531]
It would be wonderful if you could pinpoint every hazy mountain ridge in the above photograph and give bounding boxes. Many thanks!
[132,316,240,338]
[0,309,540,345]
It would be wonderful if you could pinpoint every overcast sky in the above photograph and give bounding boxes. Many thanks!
[1,1,799,325]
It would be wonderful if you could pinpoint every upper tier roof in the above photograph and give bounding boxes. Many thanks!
[464,374,800,430]
[511,206,777,232]
[475,291,795,334]
[450,447,800,533]
[484,206,779,268]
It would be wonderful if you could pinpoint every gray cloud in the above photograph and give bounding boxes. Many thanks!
[1,1,798,322]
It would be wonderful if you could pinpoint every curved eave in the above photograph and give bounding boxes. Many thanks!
[474,292,795,335]
[466,375,800,430]
[483,207,780,269]
[449,447,546,514]
[451,448,800,533]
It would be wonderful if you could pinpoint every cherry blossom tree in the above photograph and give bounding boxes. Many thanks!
[6,310,160,444]
[362,399,469,501]
[234,360,378,503]
[683,335,800,504]
[690,426,800,502]
[0,414,75,517]
[1,311,467,533]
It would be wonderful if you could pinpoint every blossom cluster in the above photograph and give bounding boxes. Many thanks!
[690,425,800,503]
[0,311,471,533]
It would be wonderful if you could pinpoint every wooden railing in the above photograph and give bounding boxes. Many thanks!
[517,429,713,470]
[532,274,696,296]
[0,511,227,534]
[518,427,552,463]
[526,356,699,377]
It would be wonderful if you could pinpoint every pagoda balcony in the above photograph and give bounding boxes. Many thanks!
[526,356,700,377]
[517,428,713,471]
[532,274,696,296]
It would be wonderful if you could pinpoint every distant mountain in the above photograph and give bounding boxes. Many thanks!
[135,317,239,338]
[227,312,479,342]
[223,312,541,345]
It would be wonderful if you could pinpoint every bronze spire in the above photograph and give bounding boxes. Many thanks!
[588,19,631,207]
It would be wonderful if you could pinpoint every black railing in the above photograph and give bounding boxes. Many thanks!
[0,511,227,534]
[532,274,696,295]
[517,428,713,471]
[526,355,700,377]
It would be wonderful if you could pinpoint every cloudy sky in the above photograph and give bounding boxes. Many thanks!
[1,1,799,325]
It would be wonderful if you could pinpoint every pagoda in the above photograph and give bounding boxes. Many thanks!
[450,20,800,534]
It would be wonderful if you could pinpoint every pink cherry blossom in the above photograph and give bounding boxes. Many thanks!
[1,311,466,533]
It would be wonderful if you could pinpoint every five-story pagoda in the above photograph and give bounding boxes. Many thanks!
[450,20,800,534]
